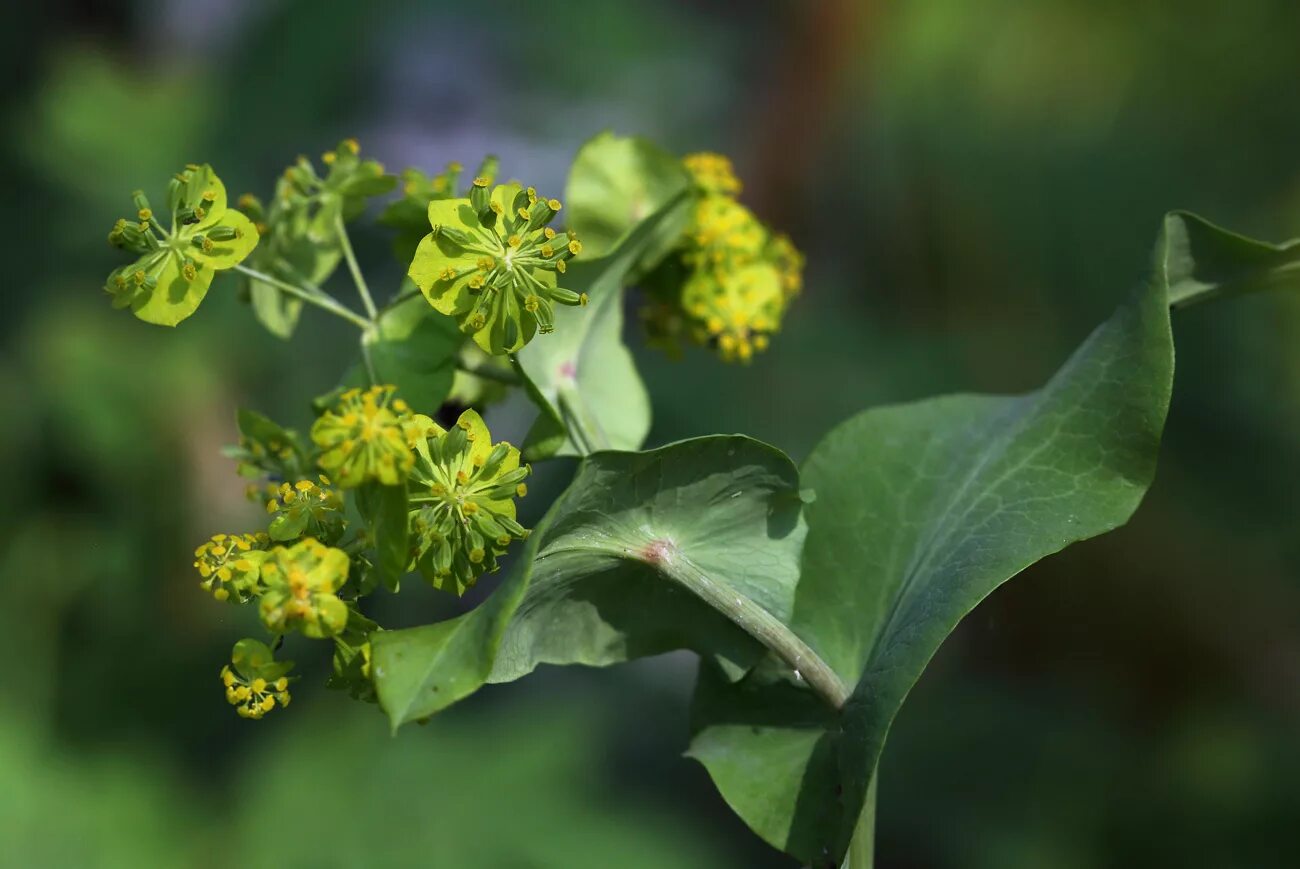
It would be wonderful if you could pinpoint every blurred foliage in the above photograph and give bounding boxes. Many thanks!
[1,0,1298,866]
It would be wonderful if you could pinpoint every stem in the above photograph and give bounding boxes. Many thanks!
[233,264,370,330]
[646,545,849,709]
[556,382,609,454]
[336,214,378,320]
[360,328,379,385]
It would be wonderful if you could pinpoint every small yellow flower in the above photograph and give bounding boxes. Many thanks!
[257,538,350,638]
[221,639,293,720]
[193,532,269,602]
[310,385,415,488]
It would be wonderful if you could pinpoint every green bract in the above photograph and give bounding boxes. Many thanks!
[408,182,587,354]
[311,385,416,488]
[257,538,350,639]
[221,638,293,720]
[407,409,530,596]
[104,163,259,326]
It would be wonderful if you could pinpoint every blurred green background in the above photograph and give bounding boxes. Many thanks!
[2,1,1298,866]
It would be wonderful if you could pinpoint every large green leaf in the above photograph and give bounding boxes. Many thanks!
[373,435,809,728]
[516,192,688,459]
[565,131,692,266]
[490,436,808,684]
[687,211,1300,865]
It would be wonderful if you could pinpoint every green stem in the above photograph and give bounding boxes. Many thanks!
[233,264,370,330]
[556,382,609,454]
[360,328,379,385]
[645,546,849,709]
[335,214,378,320]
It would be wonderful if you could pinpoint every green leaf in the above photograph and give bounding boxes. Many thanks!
[244,225,342,340]
[248,280,303,340]
[342,294,462,415]
[490,436,807,684]
[565,131,693,270]
[515,191,689,458]
[373,508,549,729]
[356,482,410,593]
[373,435,809,729]
[1161,210,1300,307]
[687,211,1300,865]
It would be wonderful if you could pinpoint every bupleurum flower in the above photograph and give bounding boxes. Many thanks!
[683,151,743,197]
[311,385,415,488]
[257,538,350,638]
[766,232,805,301]
[221,638,293,720]
[104,164,259,326]
[265,475,346,543]
[682,263,785,363]
[683,194,768,269]
[640,152,805,364]
[193,532,270,602]
[405,409,530,595]
[407,182,587,354]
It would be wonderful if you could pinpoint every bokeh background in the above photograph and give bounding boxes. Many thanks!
[3,1,1299,866]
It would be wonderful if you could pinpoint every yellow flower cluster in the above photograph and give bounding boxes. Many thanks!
[222,665,290,719]
[193,532,268,602]
[655,152,804,363]
[311,385,415,487]
[257,538,350,638]
[683,152,743,197]
[265,475,345,543]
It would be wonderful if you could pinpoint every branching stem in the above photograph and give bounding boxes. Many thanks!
[233,264,371,330]
[335,214,378,320]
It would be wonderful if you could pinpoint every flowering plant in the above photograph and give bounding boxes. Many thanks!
[104,133,1299,867]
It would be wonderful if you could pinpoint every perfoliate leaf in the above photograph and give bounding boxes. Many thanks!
[515,192,689,458]
[490,436,808,683]
[372,435,808,728]
[687,211,1300,865]
[566,131,693,273]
